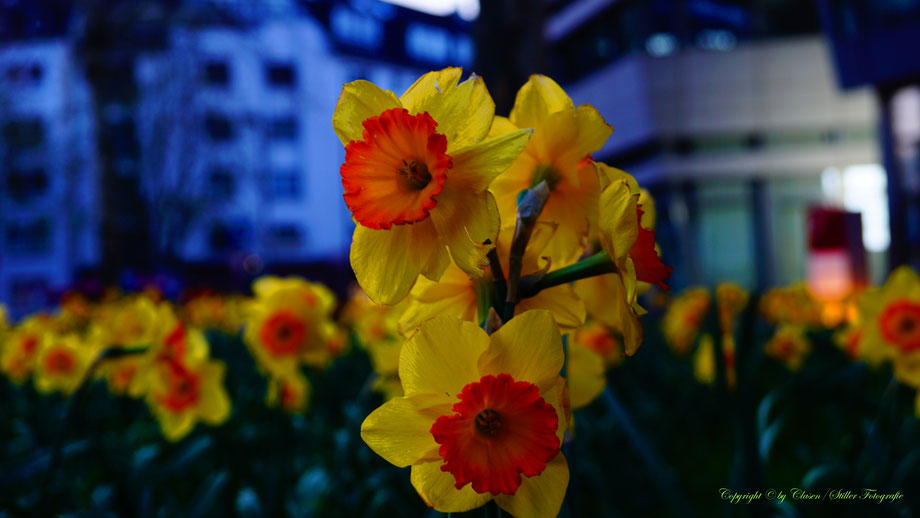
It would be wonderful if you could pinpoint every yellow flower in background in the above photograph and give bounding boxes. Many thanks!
[716,283,749,337]
[102,354,145,396]
[662,287,712,355]
[489,75,612,265]
[1,317,51,383]
[399,221,586,335]
[145,355,231,442]
[342,287,406,398]
[573,322,624,368]
[182,291,245,334]
[764,325,811,371]
[693,333,736,389]
[361,311,570,516]
[335,67,532,305]
[761,284,824,328]
[854,266,920,386]
[92,294,173,349]
[34,333,97,395]
[244,276,337,377]
[266,371,312,413]
[565,338,606,410]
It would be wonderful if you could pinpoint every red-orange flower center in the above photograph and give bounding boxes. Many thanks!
[260,311,307,356]
[341,108,451,230]
[879,299,920,352]
[155,359,201,413]
[44,348,76,375]
[430,373,560,496]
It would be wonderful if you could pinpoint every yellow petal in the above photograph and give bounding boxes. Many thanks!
[408,219,451,282]
[399,267,477,335]
[450,128,533,193]
[574,273,643,355]
[566,343,606,410]
[488,115,519,138]
[598,180,639,263]
[494,454,569,518]
[894,352,920,387]
[595,161,639,194]
[429,187,499,279]
[157,409,196,442]
[333,80,401,146]
[510,75,574,129]
[638,188,656,229]
[479,310,564,389]
[400,68,463,114]
[517,285,586,332]
[361,393,452,467]
[399,316,488,398]
[350,225,420,305]
[198,363,231,424]
[885,265,920,298]
[410,460,492,512]
[423,73,495,151]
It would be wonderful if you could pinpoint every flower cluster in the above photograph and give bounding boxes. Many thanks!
[335,68,672,516]
[0,277,350,441]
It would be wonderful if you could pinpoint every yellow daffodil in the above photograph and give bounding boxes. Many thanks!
[761,284,824,328]
[361,310,570,517]
[243,276,337,377]
[33,333,98,395]
[574,165,672,355]
[764,325,811,371]
[334,67,532,304]
[144,353,231,441]
[854,266,920,386]
[662,287,712,355]
[489,75,612,265]
[399,221,586,334]
[182,291,245,334]
[266,371,312,413]
[1,316,52,383]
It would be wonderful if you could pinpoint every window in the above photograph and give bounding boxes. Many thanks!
[208,221,248,252]
[268,224,303,247]
[204,113,234,142]
[269,117,298,141]
[265,62,296,88]
[208,168,235,200]
[3,118,44,149]
[5,219,50,255]
[5,63,42,84]
[6,166,48,202]
[266,171,301,200]
[202,60,230,86]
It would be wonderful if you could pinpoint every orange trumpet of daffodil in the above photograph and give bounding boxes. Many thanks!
[334,67,533,305]
[361,310,570,517]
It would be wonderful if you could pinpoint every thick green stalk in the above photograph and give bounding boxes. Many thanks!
[519,252,617,298]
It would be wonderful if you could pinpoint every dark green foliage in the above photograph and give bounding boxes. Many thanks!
[2,316,919,517]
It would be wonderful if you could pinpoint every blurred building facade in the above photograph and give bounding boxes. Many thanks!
[0,40,100,315]
[0,0,472,316]
[540,0,895,291]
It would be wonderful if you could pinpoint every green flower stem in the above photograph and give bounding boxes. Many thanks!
[474,275,494,326]
[519,251,617,298]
